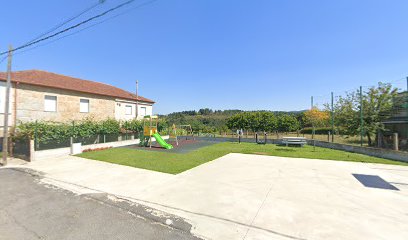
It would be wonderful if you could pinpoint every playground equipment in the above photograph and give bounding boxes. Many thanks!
[179,124,195,140]
[139,115,173,149]
[255,132,267,145]
[170,124,179,146]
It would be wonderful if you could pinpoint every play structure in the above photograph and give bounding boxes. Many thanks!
[167,124,195,146]
[139,115,173,149]
[170,124,179,146]
[178,124,195,140]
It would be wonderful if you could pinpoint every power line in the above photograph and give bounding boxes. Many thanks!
[4,0,159,59]
[0,0,140,56]
[24,0,104,46]
[0,0,158,64]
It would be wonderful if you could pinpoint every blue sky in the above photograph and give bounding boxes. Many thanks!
[1,0,408,114]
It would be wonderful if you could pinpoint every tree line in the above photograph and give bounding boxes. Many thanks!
[13,82,404,148]
[223,82,405,146]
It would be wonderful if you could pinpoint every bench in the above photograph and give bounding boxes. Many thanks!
[282,137,307,147]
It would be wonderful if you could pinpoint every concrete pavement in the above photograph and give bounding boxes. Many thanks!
[11,153,408,240]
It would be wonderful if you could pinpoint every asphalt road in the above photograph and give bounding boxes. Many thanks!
[0,168,202,240]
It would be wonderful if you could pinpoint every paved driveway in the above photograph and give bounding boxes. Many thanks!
[15,153,408,240]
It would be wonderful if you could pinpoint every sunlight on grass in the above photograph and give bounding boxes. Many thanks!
[78,142,408,174]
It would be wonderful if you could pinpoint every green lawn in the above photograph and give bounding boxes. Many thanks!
[77,142,408,174]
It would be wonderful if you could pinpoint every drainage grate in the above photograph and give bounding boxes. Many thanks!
[352,174,399,191]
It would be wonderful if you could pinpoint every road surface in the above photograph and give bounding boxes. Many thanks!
[0,168,202,240]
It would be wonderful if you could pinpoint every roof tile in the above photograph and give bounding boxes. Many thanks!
[0,70,154,103]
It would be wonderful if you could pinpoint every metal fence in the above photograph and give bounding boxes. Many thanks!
[12,137,31,160]
[311,80,408,151]
[34,133,140,151]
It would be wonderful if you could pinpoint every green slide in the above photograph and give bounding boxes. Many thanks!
[152,133,173,149]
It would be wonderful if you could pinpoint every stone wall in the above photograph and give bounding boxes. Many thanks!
[15,84,116,123]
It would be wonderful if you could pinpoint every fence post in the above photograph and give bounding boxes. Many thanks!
[331,91,334,142]
[29,138,35,162]
[359,86,364,146]
[34,120,38,151]
[393,133,399,151]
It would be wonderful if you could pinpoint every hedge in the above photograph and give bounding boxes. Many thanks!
[13,118,168,144]
[300,127,333,135]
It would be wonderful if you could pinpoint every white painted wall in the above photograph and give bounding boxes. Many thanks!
[0,81,14,137]
[33,135,169,160]
[114,99,153,121]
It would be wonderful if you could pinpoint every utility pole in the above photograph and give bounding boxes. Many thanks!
[135,80,139,119]
[311,96,315,140]
[359,86,364,147]
[2,46,13,166]
[331,92,334,142]
[406,77,408,145]
[311,96,314,110]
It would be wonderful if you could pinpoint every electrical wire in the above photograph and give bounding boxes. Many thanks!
[0,0,144,56]
[24,0,104,46]
[7,0,159,58]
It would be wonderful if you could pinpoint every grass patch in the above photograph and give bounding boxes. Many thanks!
[77,142,408,174]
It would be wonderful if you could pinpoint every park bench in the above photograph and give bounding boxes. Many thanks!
[282,137,307,147]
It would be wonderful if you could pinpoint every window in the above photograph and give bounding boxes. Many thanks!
[80,99,90,113]
[140,107,147,116]
[125,105,132,115]
[44,95,57,112]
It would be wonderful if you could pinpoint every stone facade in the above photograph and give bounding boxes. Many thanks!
[0,83,153,137]
[15,84,115,123]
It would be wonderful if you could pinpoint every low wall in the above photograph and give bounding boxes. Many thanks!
[307,140,408,163]
[33,136,169,161]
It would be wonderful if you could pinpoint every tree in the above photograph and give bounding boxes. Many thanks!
[226,111,299,134]
[333,83,400,146]
[277,114,300,132]
[198,108,213,115]
[302,108,330,128]
[362,83,400,145]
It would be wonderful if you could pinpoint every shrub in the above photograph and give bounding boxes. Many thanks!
[300,127,333,135]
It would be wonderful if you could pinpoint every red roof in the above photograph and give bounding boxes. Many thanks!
[0,70,154,104]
